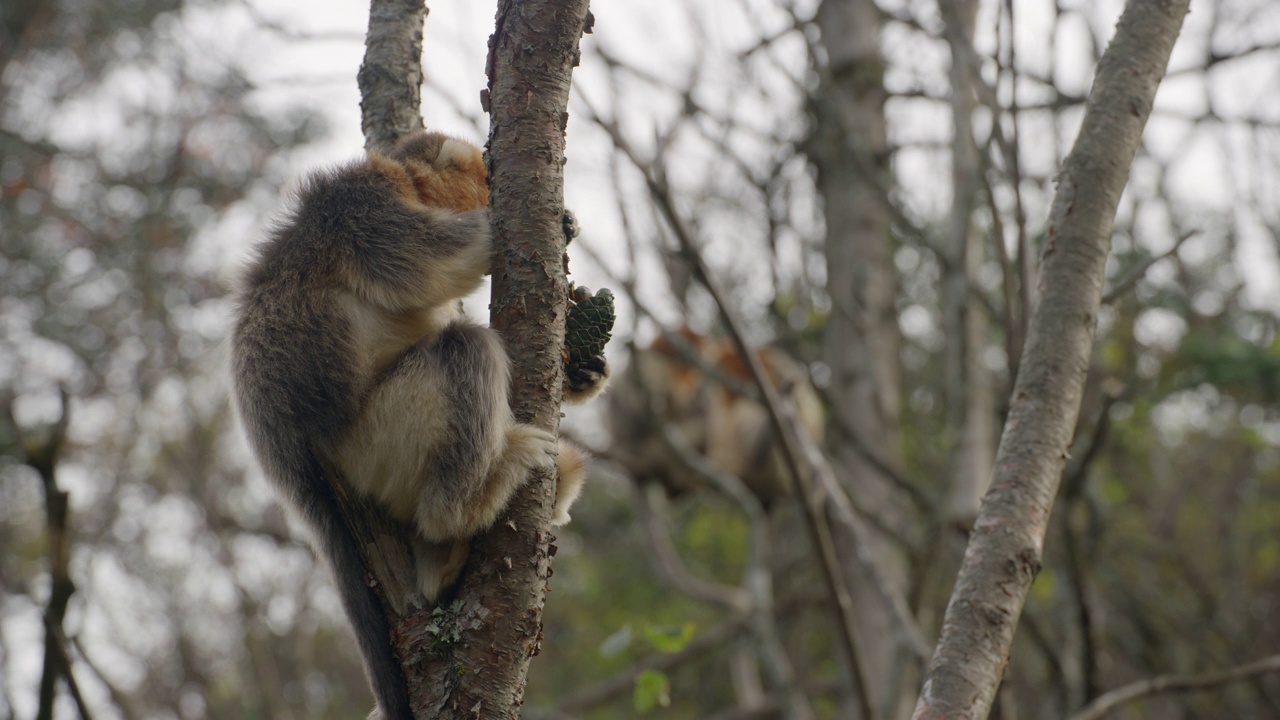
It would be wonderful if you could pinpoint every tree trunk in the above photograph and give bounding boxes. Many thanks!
[348,0,592,717]
[810,0,908,716]
[940,0,996,528]
[914,2,1191,717]
[403,1,593,718]
[358,0,428,151]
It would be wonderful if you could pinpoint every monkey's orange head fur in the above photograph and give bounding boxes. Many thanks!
[389,131,489,214]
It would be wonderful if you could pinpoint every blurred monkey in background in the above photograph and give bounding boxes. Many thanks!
[608,328,822,508]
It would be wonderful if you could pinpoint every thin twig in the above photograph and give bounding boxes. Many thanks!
[6,389,78,720]
[633,485,752,611]
[1101,230,1196,304]
[1067,653,1280,720]
[654,428,816,720]
[46,624,93,720]
[68,636,140,720]
[587,106,878,720]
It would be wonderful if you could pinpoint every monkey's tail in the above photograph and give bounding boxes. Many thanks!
[297,456,414,720]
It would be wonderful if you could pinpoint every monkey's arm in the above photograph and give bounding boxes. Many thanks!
[302,154,492,314]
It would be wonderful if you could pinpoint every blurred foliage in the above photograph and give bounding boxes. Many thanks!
[633,669,671,714]
[0,0,339,717]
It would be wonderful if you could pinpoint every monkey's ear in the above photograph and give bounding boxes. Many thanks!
[390,130,446,165]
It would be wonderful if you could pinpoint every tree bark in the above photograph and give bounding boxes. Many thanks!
[348,1,590,717]
[405,1,592,717]
[358,0,428,152]
[913,2,1191,718]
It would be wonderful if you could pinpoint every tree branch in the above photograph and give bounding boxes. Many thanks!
[554,615,751,715]
[5,390,80,720]
[912,2,1191,718]
[596,123,879,720]
[350,2,591,717]
[1067,653,1280,720]
[1100,230,1195,304]
[358,0,428,151]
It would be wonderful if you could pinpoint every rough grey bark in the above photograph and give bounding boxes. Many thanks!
[408,1,592,718]
[358,0,428,152]
[810,0,908,717]
[912,2,1191,718]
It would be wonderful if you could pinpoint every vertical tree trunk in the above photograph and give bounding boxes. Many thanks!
[810,0,907,716]
[914,2,1191,717]
[403,1,593,718]
[941,0,996,527]
[350,1,591,717]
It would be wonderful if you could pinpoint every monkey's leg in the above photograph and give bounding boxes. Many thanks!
[413,323,559,541]
[334,321,524,528]
[335,321,555,597]
[412,538,470,602]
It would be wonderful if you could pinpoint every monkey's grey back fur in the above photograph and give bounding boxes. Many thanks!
[232,156,436,720]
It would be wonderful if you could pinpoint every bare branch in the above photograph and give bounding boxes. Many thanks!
[654,427,816,720]
[45,624,92,720]
[633,484,752,611]
[584,103,877,719]
[912,2,1191,717]
[67,636,141,720]
[1101,230,1196,304]
[1068,653,1280,720]
[555,615,751,715]
[5,389,81,720]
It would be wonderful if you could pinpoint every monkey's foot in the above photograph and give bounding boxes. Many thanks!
[413,539,470,603]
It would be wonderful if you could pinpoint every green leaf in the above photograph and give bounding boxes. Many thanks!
[644,622,696,653]
[633,669,671,713]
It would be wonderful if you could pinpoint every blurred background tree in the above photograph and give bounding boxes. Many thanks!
[3,0,1280,719]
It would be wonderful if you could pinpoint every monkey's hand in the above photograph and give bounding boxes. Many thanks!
[562,209,580,245]
[564,285,614,403]
[561,209,580,276]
